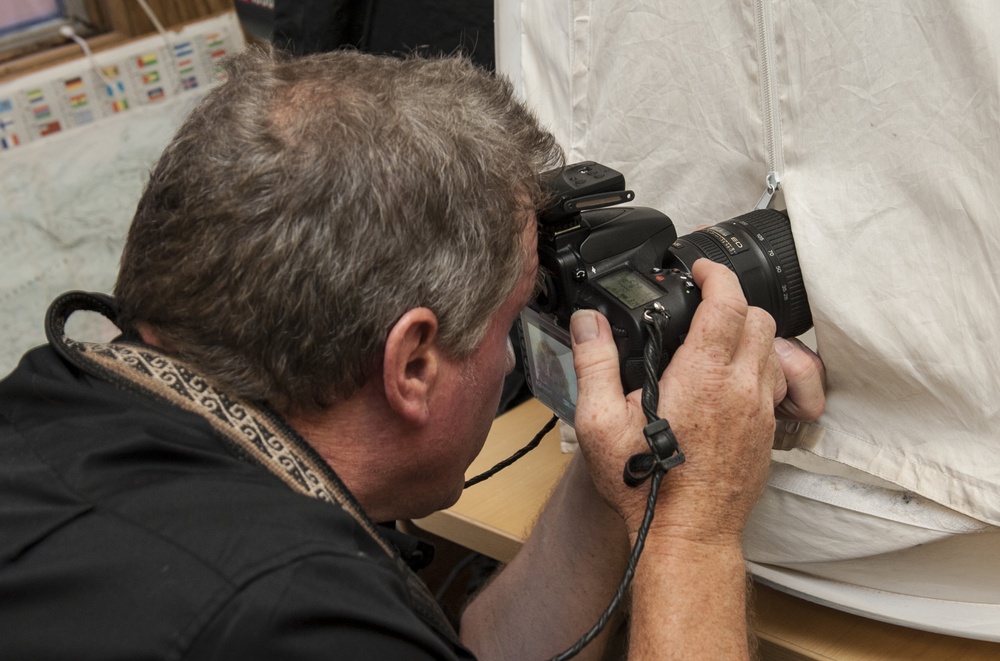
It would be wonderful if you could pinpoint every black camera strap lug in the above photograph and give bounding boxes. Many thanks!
[623,418,686,487]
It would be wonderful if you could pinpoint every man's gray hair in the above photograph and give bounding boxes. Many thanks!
[115,46,562,414]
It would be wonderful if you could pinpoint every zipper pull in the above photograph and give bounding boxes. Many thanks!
[755,171,781,210]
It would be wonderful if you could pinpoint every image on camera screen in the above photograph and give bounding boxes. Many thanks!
[519,307,578,424]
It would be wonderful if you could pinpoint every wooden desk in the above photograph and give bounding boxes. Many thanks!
[413,399,1000,660]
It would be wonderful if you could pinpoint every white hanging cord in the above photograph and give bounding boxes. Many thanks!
[136,0,170,40]
[59,25,117,90]
[133,0,182,95]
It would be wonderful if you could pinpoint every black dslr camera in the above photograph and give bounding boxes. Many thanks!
[517,162,813,424]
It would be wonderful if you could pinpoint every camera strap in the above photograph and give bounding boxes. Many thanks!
[624,305,686,486]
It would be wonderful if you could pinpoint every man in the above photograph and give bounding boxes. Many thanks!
[0,47,824,659]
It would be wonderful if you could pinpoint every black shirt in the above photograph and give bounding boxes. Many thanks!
[0,330,473,660]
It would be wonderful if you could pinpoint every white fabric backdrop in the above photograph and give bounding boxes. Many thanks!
[497,0,1000,638]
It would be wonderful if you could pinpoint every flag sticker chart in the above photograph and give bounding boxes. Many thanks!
[0,96,21,150]
[0,13,243,150]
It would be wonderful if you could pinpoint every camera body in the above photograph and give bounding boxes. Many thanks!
[518,161,812,424]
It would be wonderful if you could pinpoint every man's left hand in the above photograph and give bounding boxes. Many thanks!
[771,336,826,421]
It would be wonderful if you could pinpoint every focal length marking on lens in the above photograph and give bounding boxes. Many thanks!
[704,227,749,256]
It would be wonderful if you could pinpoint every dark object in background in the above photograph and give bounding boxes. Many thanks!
[233,0,277,42]
[271,0,495,70]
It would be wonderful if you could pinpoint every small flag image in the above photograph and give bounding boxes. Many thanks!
[0,116,14,131]
[142,71,160,84]
[206,33,224,47]
[174,42,194,57]
[137,53,158,68]
[39,120,61,136]
[27,89,44,103]
[70,93,88,108]
[1,134,21,149]
[102,65,120,78]
[112,99,129,113]
[147,87,165,101]
[32,105,52,120]
[64,77,85,92]
[105,80,126,96]
[182,76,199,90]
[73,109,94,124]
[0,98,12,113]
[210,49,226,59]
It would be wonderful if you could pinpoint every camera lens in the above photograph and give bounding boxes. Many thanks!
[670,209,812,338]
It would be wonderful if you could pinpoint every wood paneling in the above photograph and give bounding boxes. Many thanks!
[100,0,233,37]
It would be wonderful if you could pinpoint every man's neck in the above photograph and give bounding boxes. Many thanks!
[285,382,409,523]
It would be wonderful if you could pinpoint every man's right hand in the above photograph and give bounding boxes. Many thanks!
[568,258,827,658]
[570,258,793,543]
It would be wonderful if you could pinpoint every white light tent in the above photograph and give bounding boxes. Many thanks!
[496,0,1000,640]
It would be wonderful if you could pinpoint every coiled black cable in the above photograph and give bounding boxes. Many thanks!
[464,415,559,489]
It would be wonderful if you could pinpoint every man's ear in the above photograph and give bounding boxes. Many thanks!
[382,307,441,425]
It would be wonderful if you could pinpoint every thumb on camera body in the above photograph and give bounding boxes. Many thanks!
[570,309,661,535]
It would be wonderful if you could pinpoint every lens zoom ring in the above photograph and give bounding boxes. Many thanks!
[742,210,812,337]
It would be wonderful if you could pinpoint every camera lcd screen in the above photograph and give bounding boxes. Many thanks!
[519,308,578,424]
[597,270,661,309]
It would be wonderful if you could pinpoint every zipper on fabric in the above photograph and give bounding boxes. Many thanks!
[753,0,783,210]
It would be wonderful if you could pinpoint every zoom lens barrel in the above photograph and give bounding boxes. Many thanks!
[669,209,812,338]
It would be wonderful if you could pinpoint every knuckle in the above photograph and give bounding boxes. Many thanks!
[748,306,777,336]
[709,292,750,321]
[803,397,827,420]
[574,355,621,384]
